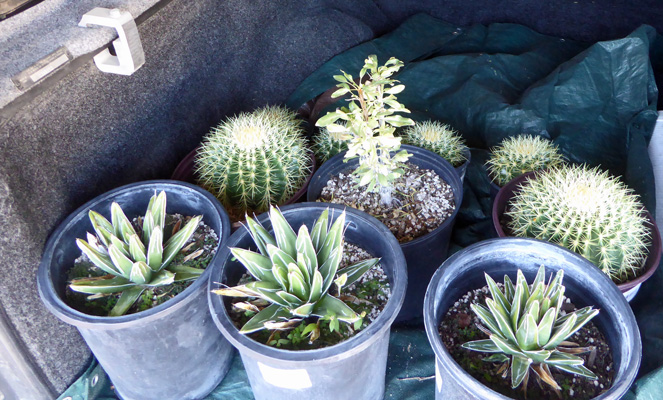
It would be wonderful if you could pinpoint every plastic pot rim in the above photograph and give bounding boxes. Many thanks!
[492,171,662,294]
[423,237,642,400]
[37,180,231,330]
[208,202,407,366]
[306,144,463,250]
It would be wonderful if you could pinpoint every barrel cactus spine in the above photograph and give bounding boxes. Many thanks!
[401,120,468,167]
[195,105,312,220]
[506,164,650,283]
[487,135,566,187]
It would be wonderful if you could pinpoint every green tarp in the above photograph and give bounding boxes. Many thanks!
[60,13,663,399]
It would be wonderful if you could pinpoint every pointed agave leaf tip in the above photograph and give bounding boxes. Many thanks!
[110,202,137,243]
[295,224,317,279]
[149,191,167,231]
[76,238,122,276]
[88,210,113,246]
[269,206,297,259]
[162,215,202,269]
[146,225,164,271]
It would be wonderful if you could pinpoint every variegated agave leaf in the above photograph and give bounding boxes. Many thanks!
[220,206,380,334]
[70,191,202,316]
[461,265,599,393]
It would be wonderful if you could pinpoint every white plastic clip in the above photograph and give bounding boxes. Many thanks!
[79,8,145,75]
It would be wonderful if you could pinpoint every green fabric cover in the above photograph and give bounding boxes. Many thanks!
[59,13,663,399]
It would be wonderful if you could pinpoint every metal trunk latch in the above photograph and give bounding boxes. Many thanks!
[78,8,145,75]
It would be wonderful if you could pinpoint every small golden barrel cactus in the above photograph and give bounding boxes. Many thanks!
[312,123,350,164]
[195,106,311,219]
[486,135,566,187]
[506,165,650,283]
[401,120,468,167]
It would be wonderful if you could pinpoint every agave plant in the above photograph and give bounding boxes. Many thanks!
[214,206,380,334]
[462,265,599,394]
[70,191,203,316]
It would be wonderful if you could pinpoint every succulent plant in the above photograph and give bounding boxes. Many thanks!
[463,265,599,394]
[195,105,312,219]
[506,165,650,284]
[312,122,350,164]
[486,135,566,187]
[213,206,380,334]
[70,191,203,316]
[315,55,414,206]
[401,120,468,167]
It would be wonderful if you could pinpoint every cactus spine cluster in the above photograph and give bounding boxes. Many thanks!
[401,120,468,167]
[195,106,311,219]
[312,122,350,164]
[506,165,650,283]
[486,135,566,187]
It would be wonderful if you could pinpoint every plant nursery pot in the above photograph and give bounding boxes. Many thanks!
[37,180,233,400]
[306,144,463,322]
[455,146,472,183]
[171,146,316,222]
[208,202,407,400]
[424,238,642,400]
[492,171,662,301]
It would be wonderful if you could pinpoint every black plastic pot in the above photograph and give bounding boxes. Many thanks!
[492,171,662,301]
[455,146,472,183]
[37,180,233,400]
[307,144,463,322]
[424,238,642,400]
[208,203,407,400]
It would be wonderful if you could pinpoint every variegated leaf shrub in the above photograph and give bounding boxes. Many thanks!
[315,55,414,206]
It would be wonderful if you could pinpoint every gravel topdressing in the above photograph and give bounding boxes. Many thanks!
[319,163,455,242]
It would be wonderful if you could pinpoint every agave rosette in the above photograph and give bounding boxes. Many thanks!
[462,265,599,393]
[214,206,380,334]
[70,191,203,316]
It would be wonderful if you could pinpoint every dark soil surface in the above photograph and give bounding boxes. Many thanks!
[66,214,218,316]
[225,242,391,350]
[318,163,455,243]
[439,285,614,399]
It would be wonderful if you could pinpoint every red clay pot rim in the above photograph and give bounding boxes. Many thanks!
[171,146,316,230]
[492,170,662,293]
